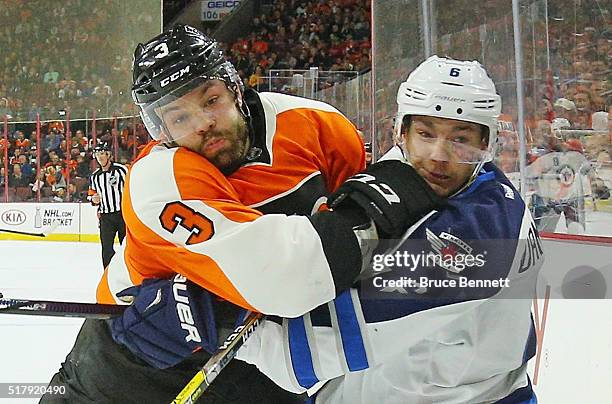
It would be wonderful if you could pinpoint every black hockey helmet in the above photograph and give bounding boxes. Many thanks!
[131,24,248,143]
[93,142,111,153]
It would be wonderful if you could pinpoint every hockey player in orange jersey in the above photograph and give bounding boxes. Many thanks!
[40,25,441,403]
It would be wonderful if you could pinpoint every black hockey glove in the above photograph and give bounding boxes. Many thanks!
[328,160,444,238]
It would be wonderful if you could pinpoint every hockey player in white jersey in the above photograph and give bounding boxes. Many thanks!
[235,56,543,403]
[527,135,595,234]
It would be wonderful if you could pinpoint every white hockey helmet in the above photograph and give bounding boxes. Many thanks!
[395,56,501,173]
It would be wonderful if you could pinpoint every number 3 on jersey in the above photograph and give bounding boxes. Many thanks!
[159,201,214,245]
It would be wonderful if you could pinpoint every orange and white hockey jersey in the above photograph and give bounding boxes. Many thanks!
[97,90,365,317]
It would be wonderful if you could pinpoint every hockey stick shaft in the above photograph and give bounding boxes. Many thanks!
[0,221,61,237]
[0,298,125,318]
[171,311,264,404]
[0,228,49,237]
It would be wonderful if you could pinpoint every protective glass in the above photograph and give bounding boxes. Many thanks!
[396,121,492,164]
[140,78,236,144]
[414,136,492,164]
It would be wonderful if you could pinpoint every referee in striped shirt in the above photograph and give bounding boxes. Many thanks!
[88,142,128,269]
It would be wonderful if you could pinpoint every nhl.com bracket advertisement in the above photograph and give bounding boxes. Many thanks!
[0,203,79,234]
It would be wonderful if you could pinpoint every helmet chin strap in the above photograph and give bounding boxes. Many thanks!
[233,88,263,163]
[451,164,482,197]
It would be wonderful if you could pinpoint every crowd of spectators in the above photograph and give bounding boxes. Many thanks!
[0,0,609,216]
[494,5,611,191]
[436,0,610,133]
[0,117,149,203]
[0,0,159,122]
[221,0,372,92]
[0,0,374,204]
[369,0,610,181]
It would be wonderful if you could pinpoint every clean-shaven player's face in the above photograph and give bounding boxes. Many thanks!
[156,79,249,172]
[402,115,486,197]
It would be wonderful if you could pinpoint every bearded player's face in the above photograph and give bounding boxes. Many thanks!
[156,80,249,171]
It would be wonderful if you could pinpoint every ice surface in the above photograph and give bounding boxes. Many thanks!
[0,241,102,404]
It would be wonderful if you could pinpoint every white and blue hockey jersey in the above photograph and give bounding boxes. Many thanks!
[236,148,543,404]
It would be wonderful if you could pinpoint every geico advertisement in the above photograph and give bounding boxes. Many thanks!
[201,0,240,21]
[0,203,79,233]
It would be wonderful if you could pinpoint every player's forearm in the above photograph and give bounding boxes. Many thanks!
[203,213,366,317]
[309,207,373,293]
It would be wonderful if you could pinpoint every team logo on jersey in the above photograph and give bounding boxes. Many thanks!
[109,173,119,186]
[501,183,515,200]
[557,164,576,186]
[426,229,485,274]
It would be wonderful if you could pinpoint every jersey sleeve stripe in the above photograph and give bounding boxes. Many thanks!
[302,312,326,381]
[331,290,369,371]
[107,243,142,301]
[287,316,320,389]
[349,288,374,367]
[96,244,144,304]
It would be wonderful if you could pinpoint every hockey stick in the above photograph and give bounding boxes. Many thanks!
[0,297,125,319]
[0,228,51,237]
[171,311,264,404]
[0,221,61,237]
